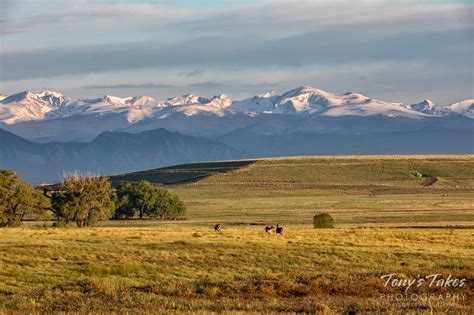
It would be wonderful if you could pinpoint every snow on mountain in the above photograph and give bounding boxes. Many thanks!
[233,86,438,118]
[270,86,428,118]
[154,102,237,119]
[207,94,233,108]
[232,91,279,112]
[46,95,162,123]
[147,93,233,119]
[37,90,69,107]
[0,94,7,101]
[448,99,474,118]
[164,93,232,108]
[406,99,449,116]
[0,91,69,124]
[0,87,472,126]
[165,93,208,106]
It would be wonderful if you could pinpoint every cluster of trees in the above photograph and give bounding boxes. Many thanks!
[115,181,185,219]
[0,170,186,227]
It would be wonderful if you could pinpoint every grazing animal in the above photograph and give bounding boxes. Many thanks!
[265,225,274,234]
[214,224,222,232]
[276,224,283,235]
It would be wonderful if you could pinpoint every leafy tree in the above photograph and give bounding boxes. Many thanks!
[116,181,185,219]
[51,174,115,227]
[0,170,50,226]
[313,212,335,228]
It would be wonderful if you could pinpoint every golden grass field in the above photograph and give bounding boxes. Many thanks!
[1,155,473,313]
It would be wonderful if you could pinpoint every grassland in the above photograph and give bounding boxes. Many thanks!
[2,155,474,313]
[1,227,472,313]
[163,155,474,226]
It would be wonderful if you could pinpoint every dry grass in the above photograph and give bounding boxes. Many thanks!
[0,226,472,313]
[2,155,474,312]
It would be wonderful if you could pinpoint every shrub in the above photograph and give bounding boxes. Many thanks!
[313,212,334,228]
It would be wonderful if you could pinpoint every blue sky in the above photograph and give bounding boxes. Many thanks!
[0,0,472,104]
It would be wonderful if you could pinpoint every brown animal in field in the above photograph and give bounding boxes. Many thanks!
[214,224,222,232]
[265,225,274,234]
[276,224,283,235]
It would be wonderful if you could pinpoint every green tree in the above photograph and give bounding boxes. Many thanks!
[0,170,50,226]
[51,174,115,227]
[313,212,335,228]
[116,181,185,219]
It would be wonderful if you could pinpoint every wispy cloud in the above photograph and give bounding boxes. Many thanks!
[84,83,175,90]
[0,0,472,104]
[181,70,205,78]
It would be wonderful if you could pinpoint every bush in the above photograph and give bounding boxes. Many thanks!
[313,212,334,228]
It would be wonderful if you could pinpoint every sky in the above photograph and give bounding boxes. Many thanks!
[0,0,472,104]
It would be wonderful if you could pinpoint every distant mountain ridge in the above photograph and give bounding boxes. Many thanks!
[0,128,240,183]
[1,86,472,143]
[1,86,472,125]
[1,86,472,184]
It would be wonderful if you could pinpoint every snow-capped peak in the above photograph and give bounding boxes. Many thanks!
[128,96,162,107]
[1,90,36,103]
[36,90,64,99]
[232,91,280,112]
[408,99,448,116]
[165,93,207,106]
[447,99,474,118]
[207,94,232,108]
[101,95,129,105]
[259,91,277,98]
[37,90,68,107]
[0,87,472,126]
[0,90,69,124]
[164,93,232,108]
[1,90,68,108]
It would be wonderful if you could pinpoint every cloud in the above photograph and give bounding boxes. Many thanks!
[181,70,204,78]
[2,2,193,37]
[1,25,470,81]
[83,80,272,91]
[84,83,175,89]
[1,0,472,104]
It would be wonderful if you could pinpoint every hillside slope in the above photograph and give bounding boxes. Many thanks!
[111,155,474,188]
[111,155,474,226]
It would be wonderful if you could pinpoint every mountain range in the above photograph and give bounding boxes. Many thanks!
[0,128,239,183]
[1,86,472,142]
[0,86,472,183]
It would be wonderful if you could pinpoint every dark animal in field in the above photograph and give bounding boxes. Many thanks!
[422,176,437,187]
[369,190,376,197]
[276,224,283,235]
[214,224,222,232]
[265,225,274,234]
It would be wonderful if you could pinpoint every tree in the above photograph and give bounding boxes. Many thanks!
[51,174,115,227]
[0,170,50,226]
[313,212,335,228]
[116,181,185,219]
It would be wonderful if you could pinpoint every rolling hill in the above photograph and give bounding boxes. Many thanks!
[110,155,474,226]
